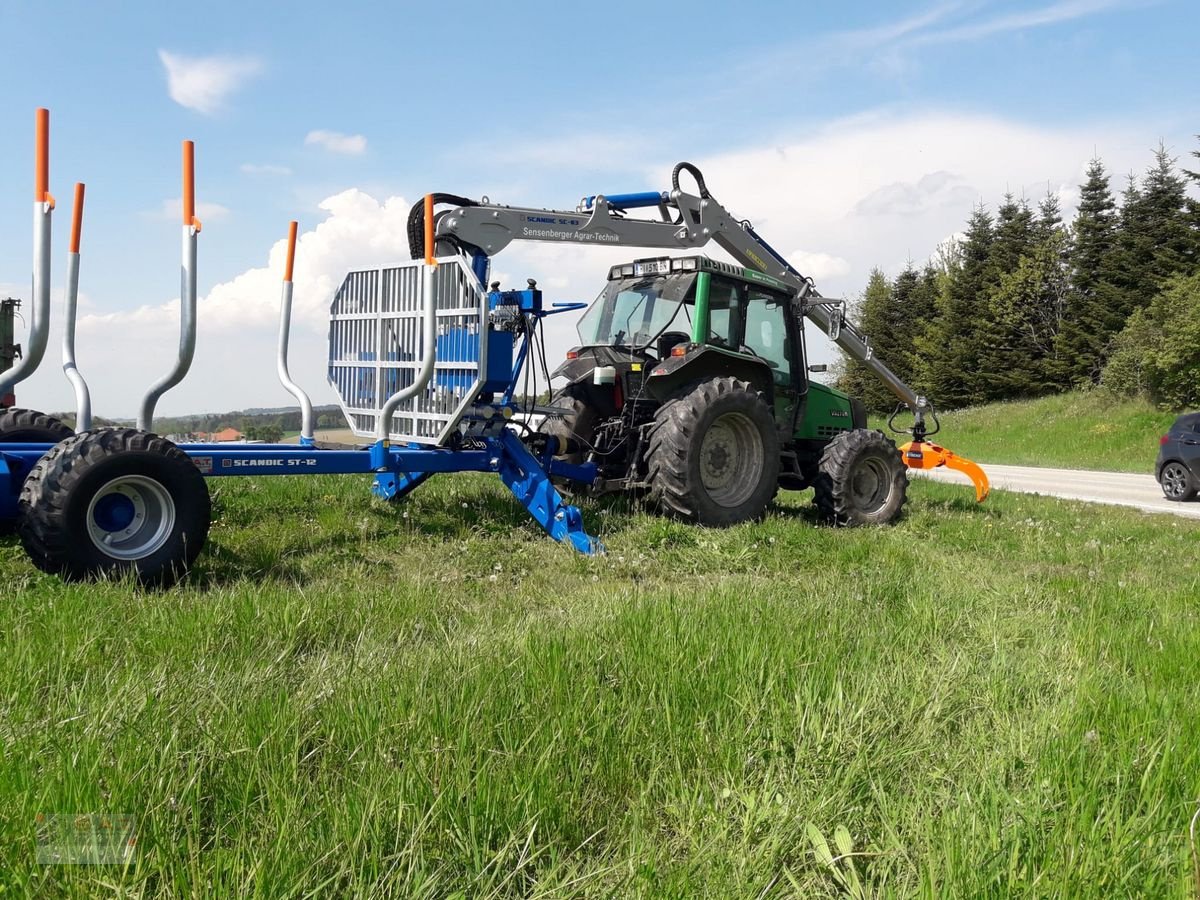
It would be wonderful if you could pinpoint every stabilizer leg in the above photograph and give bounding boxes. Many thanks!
[372,470,433,502]
[899,440,990,502]
[493,430,603,554]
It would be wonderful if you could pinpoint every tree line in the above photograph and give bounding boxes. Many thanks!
[838,139,1200,412]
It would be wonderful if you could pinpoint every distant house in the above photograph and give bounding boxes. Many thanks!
[211,427,244,442]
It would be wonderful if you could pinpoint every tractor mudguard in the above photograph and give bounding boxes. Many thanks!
[551,346,656,383]
[899,440,990,502]
[645,345,774,402]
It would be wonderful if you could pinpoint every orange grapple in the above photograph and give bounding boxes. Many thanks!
[898,440,990,502]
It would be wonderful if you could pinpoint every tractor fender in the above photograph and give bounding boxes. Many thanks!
[551,346,656,384]
[645,346,774,403]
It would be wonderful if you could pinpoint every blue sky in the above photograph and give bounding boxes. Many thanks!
[0,0,1197,416]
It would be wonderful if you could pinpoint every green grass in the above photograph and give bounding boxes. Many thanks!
[871,389,1178,472]
[3,473,1200,896]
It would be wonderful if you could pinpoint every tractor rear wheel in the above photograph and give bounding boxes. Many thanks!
[18,429,211,586]
[0,407,73,443]
[540,384,599,466]
[814,428,907,526]
[646,376,779,525]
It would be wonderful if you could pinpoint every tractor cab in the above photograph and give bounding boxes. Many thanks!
[559,255,807,415]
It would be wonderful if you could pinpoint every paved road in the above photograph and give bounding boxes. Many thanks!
[914,462,1200,520]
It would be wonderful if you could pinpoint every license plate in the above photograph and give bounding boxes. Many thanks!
[633,259,670,276]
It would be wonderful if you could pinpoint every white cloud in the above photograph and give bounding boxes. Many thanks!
[912,0,1139,46]
[740,0,1145,85]
[240,163,292,177]
[786,251,852,281]
[149,198,231,222]
[305,130,367,155]
[158,50,262,115]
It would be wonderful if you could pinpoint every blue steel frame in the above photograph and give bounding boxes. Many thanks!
[0,287,604,555]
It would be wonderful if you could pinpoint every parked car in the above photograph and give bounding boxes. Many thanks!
[1156,412,1200,501]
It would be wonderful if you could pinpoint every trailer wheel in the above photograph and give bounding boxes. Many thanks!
[0,407,74,443]
[646,376,779,525]
[18,429,210,586]
[814,428,908,526]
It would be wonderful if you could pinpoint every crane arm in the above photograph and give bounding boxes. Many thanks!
[424,163,934,437]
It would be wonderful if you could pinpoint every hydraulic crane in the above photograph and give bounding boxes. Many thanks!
[411,162,988,525]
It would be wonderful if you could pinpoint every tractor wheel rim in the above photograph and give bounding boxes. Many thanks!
[85,475,176,561]
[850,455,892,511]
[699,411,764,507]
[1163,463,1187,497]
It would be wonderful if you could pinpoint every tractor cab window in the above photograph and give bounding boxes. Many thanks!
[742,291,792,385]
[577,275,693,349]
[705,279,741,348]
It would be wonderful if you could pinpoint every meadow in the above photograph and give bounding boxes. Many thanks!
[1,470,1198,896]
[873,389,1179,472]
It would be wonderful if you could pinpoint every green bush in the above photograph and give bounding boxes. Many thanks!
[1102,272,1200,409]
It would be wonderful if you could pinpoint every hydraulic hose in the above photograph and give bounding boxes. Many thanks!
[671,162,710,199]
[406,193,478,260]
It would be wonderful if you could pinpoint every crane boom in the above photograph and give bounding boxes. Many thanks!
[425,163,936,437]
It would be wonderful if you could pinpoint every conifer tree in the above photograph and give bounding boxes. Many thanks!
[926,204,995,407]
[1057,158,1120,383]
[837,268,894,412]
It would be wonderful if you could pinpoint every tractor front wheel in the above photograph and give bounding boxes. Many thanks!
[814,428,908,526]
[18,429,211,586]
[647,376,779,525]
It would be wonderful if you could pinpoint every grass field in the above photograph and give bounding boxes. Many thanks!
[3,470,1199,896]
[872,389,1178,472]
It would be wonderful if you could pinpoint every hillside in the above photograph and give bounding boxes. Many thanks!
[873,390,1179,473]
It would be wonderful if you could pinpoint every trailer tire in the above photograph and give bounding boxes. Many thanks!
[814,428,907,526]
[647,376,779,525]
[0,409,75,533]
[0,407,74,443]
[18,429,210,586]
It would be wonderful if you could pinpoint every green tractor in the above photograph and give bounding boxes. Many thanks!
[416,160,988,527]
[542,256,908,526]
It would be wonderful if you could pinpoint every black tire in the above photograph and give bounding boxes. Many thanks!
[540,384,599,466]
[814,428,908,526]
[0,407,74,443]
[646,376,779,525]
[0,409,75,534]
[18,429,211,586]
[1159,461,1197,501]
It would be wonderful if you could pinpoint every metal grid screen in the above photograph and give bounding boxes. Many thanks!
[327,255,486,445]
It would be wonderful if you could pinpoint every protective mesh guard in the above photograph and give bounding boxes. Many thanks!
[327,255,487,445]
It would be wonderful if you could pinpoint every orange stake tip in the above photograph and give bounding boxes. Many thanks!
[69,183,86,253]
[284,221,298,282]
[423,194,437,267]
[182,140,196,226]
[35,108,50,202]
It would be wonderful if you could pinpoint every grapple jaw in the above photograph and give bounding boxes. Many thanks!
[899,440,990,502]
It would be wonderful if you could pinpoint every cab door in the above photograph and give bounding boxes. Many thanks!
[741,288,804,432]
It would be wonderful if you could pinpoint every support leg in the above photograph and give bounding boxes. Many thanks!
[493,430,603,554]
[372,470,433,502]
